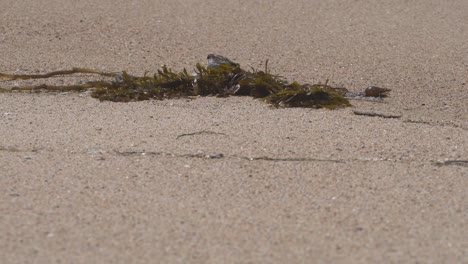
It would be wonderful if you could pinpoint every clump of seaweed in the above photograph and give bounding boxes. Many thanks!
[0,54,390,109]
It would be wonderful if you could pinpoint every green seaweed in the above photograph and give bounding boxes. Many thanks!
[0,55,381,109]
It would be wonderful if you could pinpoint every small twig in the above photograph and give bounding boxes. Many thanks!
[434,160,468,167]
[0,146,40,152]
[176,130,227,139]
[113,150,224,159]
[240,156,344,163]
[353,110,401,119]
[403,120,431,125]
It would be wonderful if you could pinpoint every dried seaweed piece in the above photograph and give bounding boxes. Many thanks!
[10,81,114,91]
[0,68,116,80]
[364,86,391,97]
[344,85,392,103]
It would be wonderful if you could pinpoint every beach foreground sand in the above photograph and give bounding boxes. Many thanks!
[1,0,467,263]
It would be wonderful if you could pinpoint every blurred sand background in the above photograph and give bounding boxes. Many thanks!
[0,0,467,263]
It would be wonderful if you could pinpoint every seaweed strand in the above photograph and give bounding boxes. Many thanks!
[0,55,390,108]
[0,68,116,80]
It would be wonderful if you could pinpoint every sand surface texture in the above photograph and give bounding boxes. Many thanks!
[1,0,467,263]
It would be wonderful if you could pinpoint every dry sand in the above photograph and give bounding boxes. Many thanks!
[1,0,467,263]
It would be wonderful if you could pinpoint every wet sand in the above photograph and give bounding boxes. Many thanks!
[1,0,467,263]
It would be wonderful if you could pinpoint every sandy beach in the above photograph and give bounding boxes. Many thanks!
[1,0,467,263]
